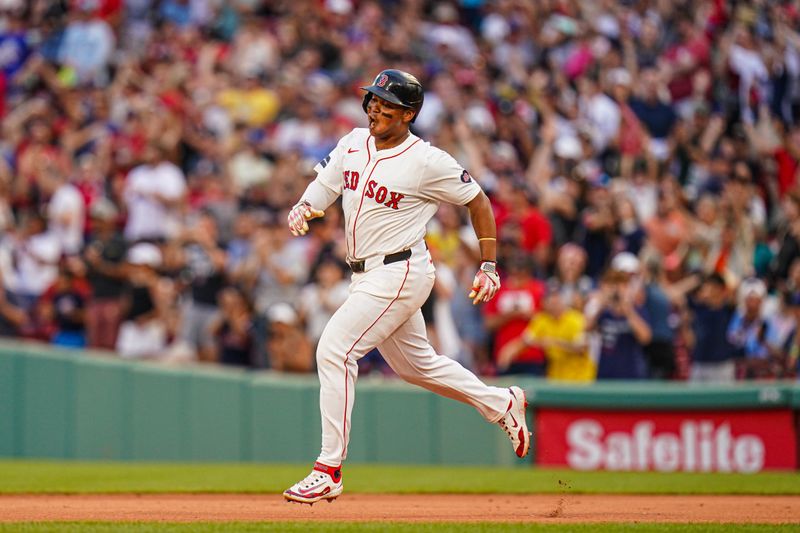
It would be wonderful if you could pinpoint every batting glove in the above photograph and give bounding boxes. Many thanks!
[288,200,325,236]
[469,261,500,305]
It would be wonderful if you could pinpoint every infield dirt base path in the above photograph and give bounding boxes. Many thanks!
[0,494,798,523]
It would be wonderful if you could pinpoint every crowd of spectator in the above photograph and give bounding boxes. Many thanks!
[1,0,800,382]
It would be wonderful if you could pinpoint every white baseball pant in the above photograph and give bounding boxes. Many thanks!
[315,240,510,466]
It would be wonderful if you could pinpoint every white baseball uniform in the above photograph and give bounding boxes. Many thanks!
[298,127,510,467]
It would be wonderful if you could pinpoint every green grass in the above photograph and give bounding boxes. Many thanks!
[0,461,798,495]
[0,524,798,533]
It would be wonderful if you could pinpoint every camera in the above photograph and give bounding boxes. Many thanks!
[610,290,621,304]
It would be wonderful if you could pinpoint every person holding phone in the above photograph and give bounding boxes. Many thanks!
[586,268,652,379]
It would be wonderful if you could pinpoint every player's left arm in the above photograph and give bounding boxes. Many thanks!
[418,147,499,303]
[466,190,500,305]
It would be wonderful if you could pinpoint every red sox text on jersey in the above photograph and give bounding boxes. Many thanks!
[343,170,404,210]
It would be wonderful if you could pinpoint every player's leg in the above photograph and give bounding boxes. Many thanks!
[377,310,531,457]
[377,309,508,420]
[284,262,419,504]
[313,287,423,465]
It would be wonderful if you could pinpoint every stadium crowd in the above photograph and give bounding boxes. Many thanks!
[0,0,799,382]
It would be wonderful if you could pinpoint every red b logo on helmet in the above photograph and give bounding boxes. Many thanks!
[376,74,389,87]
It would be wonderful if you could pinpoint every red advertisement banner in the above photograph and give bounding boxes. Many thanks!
[536,408,797,472]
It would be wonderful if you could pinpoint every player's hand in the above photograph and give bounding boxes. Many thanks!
[469,261,500,305]
[287,200,325,236]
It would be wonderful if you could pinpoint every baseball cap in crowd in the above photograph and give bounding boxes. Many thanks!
[89,198,119,221]
[544,279,562,297]
[268,303,299,325]
[325,0,352,15]
[465,106,495,134]
[550,14,579,36]
[554,136,582,160]
[126,243,162,267]
[607,68,632,87]
[0,0,23,11]
[738,277,767,300]
[75,0,100,12]
[491,141,518,166]
[611,252,640,274]
[433,2,459,23]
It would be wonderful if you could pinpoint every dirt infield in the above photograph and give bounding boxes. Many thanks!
[0,494,798,523]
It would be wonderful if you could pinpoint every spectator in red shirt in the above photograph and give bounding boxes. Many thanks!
[495,184,552,273]
[773,125,800,198]
[38,257,91,348]
[659,14,710,103]
[482,253,546,376]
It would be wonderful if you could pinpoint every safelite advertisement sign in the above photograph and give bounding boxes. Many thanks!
[536,409,797,472]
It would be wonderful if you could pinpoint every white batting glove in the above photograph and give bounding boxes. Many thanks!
[469,261,500,305]
[287,200,325,236]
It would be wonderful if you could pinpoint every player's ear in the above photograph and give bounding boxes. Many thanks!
[402,108,415,124]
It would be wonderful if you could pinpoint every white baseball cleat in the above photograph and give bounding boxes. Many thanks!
[283,462,343,505]
[498,386,531,458]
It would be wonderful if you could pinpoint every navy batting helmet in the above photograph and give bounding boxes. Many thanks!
[361,69,424,123]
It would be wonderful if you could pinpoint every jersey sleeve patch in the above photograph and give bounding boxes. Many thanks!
[460,170,472,183]
[319,155,331,169]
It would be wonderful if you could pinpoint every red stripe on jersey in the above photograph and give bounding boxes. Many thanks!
[351,138,420,258]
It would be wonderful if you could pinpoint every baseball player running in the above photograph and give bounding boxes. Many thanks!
[283,70,530,504]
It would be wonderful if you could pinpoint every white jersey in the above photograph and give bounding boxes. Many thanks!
[294,128,514,472]
[313,128,481,261]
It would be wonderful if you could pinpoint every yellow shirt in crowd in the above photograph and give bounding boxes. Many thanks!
[425,230,461,267]
[524,310,596,382]
[217,88,280,127]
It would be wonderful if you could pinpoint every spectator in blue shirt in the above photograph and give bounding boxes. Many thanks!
[629,68,677,161]
[587,269,652,380]
[159,0,193,29]
[0,11,31,80]
[782,291,800,379]
[637,256,677,380]
[688,274,736,382]
[727,278,770,378]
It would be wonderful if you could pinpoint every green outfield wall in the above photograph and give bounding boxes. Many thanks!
[0,341,518,466]
[1,340,798,469]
